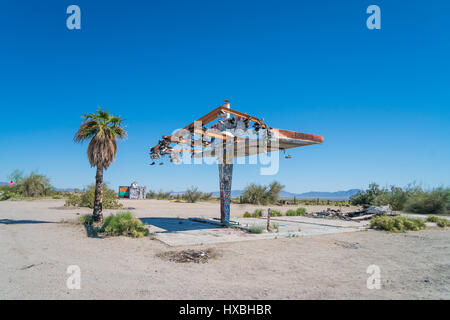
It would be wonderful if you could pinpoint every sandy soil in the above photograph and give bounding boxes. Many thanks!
[0,199,449,299]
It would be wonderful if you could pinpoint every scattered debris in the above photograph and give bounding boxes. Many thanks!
[20,262,43,270]
[314,205,396,221]
[365,205,393,215]
[157,249,217,264]
[334,241,360,249]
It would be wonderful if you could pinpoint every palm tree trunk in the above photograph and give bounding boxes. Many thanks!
[93,166,104,222]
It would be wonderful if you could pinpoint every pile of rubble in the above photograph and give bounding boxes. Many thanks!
[314,205,396,221]
[157,249,216,264]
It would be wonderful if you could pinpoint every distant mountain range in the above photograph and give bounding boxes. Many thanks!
[210,189,360,200]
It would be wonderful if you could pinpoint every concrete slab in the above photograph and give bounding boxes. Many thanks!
[260,215,371,228]
[141,216,367,247]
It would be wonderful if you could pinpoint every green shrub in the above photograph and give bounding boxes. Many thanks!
[426,216,450,228]
[437,219,450,228]
[372,186,409,211]
[350,183,382,206]
[350,183,450,214]
[78,214,94,225]
[183,186,203,203]
[370,215,426,232]
[65,194,81,206]
[270,209,282,217]
[252,209,263,217]
[243,212,252,218]
[241,181,284,205]
[270,222,279,232]
[64,184,122,209]
[242,184,268,205]
[285,208,306,216]
[156,190,172,200]
[404,187,450,214]
[200,192,213,201]
[285,209,297,216]
[248,225,264,234]
[0,190,17,201]
[7,171,53,198]
[99,212,149,238]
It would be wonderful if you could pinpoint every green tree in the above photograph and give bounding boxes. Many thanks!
[241,181,284,205]
[242,183,268,204]
[266,181,284,203]
[350,183,382,206]
[74,108,127,222]
[13,172,52,197]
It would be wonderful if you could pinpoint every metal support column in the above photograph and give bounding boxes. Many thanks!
[218,99,233,224]
[218,162,233,224]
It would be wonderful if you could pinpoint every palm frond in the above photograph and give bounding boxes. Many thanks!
[74,108,127,168]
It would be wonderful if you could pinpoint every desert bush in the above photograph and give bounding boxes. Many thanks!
[270,222,279,232]
[252,209,262,217]
[241,184,268,205]
[64,184,122,209]
[248,225,264,234]
[146,190,157,199]
[285,207,306,216]
[9,172,53,198]
[183,186,203,203]
[372,186,409,211]
[0,190,17,201]
[350,183,382,206]
[99,212,149,238]
[153,190,172,200]
[404,187,450,214]
[285,209,297,216]
[242,209,262,218]
[65,194,81,206]
[78,214,94,225]
[266,181,284,203]
[370,215,426,232]
[426,215,450,228]
[350,183,450,214]
[200,192,213,201]
[241,181,284,205]
[270,209,282,217]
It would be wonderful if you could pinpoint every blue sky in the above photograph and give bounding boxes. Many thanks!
[1,0,449,193]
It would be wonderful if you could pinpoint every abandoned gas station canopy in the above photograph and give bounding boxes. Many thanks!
[149,100,323,224]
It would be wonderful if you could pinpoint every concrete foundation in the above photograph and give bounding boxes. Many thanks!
[142,216,368,247]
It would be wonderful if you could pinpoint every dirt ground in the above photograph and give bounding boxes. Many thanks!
[0,199,449,299]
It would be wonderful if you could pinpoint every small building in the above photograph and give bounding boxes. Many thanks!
[118,182,146,199]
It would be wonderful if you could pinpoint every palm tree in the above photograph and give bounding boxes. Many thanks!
[74,108,127,222]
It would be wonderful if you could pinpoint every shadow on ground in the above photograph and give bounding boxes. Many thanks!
[0,219,55,225]
[84,224,102,238]
[139,217,220,233]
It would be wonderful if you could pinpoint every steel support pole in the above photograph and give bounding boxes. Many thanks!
[219,163,233,224]
[218,99,233,225]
